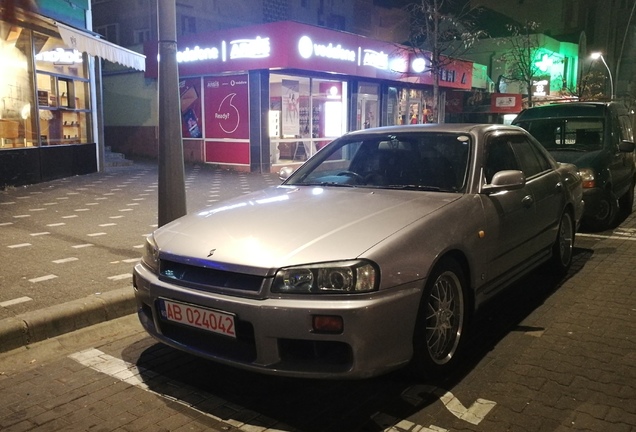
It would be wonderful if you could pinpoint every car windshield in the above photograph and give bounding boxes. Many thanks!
[517,118,605,152]
[284,132,471,192]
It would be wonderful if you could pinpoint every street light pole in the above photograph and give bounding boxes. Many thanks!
[157,0,187,227]
[591,52,615,100]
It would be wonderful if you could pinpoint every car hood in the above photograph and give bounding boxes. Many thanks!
[155,185,461,274]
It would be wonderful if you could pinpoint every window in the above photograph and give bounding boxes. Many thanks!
[95,23,119,44]
[485,136,519,183]
[510,136,551,178]
[180,16,196,36]
[134,29,151,44]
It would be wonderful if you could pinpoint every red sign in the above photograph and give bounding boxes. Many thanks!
[490,94,522,113]
[144,21,472,90]
[203,75,249,139]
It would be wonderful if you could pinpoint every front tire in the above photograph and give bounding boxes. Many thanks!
[584,190,618,231]
[411,257,468,380]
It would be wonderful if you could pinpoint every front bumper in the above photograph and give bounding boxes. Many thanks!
[133,263,422,379]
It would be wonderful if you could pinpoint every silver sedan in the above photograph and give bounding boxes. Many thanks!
[133,123,583,379]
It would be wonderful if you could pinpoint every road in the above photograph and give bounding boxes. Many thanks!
[0,163,634,431]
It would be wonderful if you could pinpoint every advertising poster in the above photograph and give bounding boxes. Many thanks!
[281,79,299,137]
[203,75,249,139]
[179,78,202,138]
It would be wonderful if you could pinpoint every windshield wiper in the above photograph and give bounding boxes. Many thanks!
[298,182,356,188]
[383,184,445,191]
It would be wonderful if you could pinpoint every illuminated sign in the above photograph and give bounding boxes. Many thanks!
[532,77,550,97]
[177,45,220,63]
[35,48,82,64]
[177,36,271,64]
[297,35,356,62]
[362,49,388,70]
[229,37,270,59]
[412,57,427,73]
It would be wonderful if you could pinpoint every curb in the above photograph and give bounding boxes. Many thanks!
[0,288,136,354]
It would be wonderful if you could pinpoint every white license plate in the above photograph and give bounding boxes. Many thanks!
[159,299,236,338]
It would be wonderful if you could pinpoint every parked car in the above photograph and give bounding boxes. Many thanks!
[513,102,636,231]
[133,124,583,379]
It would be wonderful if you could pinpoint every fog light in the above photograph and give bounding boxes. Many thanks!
[312,315,343,334]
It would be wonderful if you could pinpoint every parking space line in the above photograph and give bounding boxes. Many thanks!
[69,348,285,432]
[29,274,58,283]
[0,297,32,307]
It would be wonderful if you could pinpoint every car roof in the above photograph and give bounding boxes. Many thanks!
[345,123,524,137]
[514,101,628,121]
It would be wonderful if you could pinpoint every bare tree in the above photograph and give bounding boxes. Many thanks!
[495,21,562,108]
[405,0,485,122]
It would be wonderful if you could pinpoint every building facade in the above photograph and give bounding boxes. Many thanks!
[0,0,144,187]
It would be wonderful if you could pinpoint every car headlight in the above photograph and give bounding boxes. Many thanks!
[578,168,596,188]
[271,260,379,294]
[141,234,160,274]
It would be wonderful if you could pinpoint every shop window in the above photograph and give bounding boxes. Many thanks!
[269,74,347,164]
[356,83,379,130]
[35,33,91,147]
[0,24,37,150]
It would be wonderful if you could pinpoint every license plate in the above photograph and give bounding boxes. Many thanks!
[159,299,236,338]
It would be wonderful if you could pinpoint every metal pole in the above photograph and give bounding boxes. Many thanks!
[599,55,615,100]
[157,0,187,226]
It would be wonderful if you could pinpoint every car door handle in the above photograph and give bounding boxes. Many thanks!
[522,195,534,208]
[555,182,563,191]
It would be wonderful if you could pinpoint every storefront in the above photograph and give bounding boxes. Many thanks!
[144,21,473,172]
[0,4,145,187]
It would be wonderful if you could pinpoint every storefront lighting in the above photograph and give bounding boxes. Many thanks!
[412,57,427,73]
[20,104,31,120]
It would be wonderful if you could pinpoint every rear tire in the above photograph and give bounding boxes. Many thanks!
[618,179,635,216]
[549,210,574,277]
[410,257,468,380]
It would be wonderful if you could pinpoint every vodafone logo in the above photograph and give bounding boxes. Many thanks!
[298,36,314,59]
[297,35,355,62]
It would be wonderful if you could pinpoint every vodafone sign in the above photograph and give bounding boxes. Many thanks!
[144,21,471,89]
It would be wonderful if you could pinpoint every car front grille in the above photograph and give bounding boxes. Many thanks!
[159,259,265,293]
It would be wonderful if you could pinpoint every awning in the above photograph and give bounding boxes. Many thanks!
[56,22,146,71]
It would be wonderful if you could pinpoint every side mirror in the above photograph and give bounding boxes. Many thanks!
[278,166,295,181]
[482,170,526,194]
[619,140,635,152]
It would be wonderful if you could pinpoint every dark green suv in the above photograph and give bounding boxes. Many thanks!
[513,102,636,231]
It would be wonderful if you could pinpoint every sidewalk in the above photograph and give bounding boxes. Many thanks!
[0,161,279,353]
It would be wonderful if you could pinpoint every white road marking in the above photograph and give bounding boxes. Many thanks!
[72,244,94,249]
[8,243,31,248]
[401,385,496,426]
[69,349,288,432]
[577,233,636,241]
[29,274,58,283]
[52,257,79,264]
[30,232,50,236]
[0,297,32,307]
[87,232,107,237]
[62,215,78,219]
[47,223,65,227]
[107,273,132,281]
[0,222,14,226]
[99,223,117,227]
[13,215,31,218]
